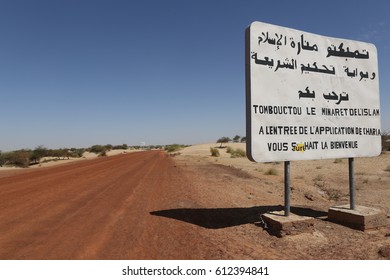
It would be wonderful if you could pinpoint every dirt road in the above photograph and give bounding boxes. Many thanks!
[1,150,390,259]
[1,150,262,260]
[0,151,191,259]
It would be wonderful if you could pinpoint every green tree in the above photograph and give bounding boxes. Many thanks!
[49,149,70,160]
[30,145,47,164]
[104,144,113,151]
[217,137,231,148]
[233,135,241,143]
[113,144,128,150]
[0,151,5,167]
[9,150,32,168]
[89,145,106,154]
[69,148,85,158]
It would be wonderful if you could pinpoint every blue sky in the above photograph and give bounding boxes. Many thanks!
[0,0,389,151]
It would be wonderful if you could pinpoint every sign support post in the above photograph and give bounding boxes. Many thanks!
[284,161,291,216]
[349,158,355,210]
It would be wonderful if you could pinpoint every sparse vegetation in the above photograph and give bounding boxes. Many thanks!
[0,143,168,168]
[210,147,220,157]
[313,174,324,182]
[230,148,246,158]
[113,144,128,150]
[233,135,241,143]
[313,174,326,189]
[30,146,47,165]
[217,135,246,146]
[264,167,278,175]
[0,151,5,167]
[226,146,246,158]
[327,188,342,201]
[88,145,108,154]
[1,145,90,168]
[216,137,231,148]
[165,144,187,153]
[382,131,390,152]
[0,149,32,168]
[69,148,85,158]
[226,146,234,154]
[312,174,344,201]
[333,158,343,164]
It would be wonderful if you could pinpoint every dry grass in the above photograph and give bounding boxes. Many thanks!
[264,167,278,176]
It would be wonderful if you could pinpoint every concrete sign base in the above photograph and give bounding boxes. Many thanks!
[261,211,314,237]
[328,204,387,231]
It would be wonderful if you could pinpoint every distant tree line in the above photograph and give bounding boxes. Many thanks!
[216,135,246,148]
[0,143,173,168]
[0,146,83,168]
[0,144,136,168]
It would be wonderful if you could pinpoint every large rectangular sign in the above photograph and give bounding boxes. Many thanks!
[245,21,381,162]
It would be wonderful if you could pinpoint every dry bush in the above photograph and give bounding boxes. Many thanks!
[210,147,220,157]
[265,167,278,175]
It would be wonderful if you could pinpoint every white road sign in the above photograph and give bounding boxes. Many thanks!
[245,21,381,162]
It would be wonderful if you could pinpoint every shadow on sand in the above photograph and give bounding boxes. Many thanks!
[150,205,327,229]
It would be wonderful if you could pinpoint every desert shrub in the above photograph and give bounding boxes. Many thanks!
[210,147,220,157]
[226,146,234,154]
[382,133,390,152]
[113,144,128,150]
[264,167,278,175]
[333,158,343,163]
[104,144,113,151]
[7,150,32,168]
[313,174,326,189]
[0,151,6,167]
[165,144,186,153]
[327,188,342,201]
[99,150,107,157]
[151,145,163,150]
[131,146,141,150]
[30,146,48,164]
[48,149,70,159]
[313,174,324,182]
[230,148,246,158]
[89,145,107,154]
[69,148,85,158]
